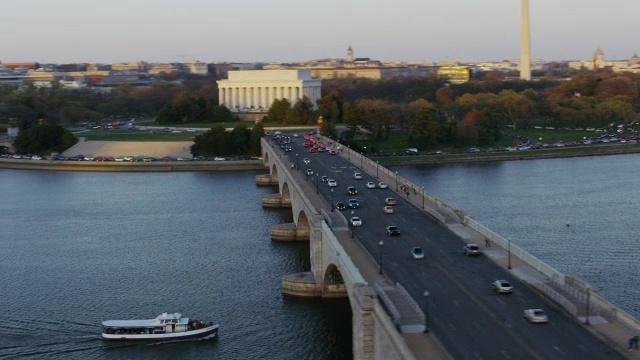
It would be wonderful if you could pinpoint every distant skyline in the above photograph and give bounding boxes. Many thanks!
[2,0,639,64]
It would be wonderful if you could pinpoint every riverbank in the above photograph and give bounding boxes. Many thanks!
[4,143,640,172]
[0,159,266,172]
[374,143,640,166]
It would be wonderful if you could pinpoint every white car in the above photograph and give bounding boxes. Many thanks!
[353,172,363,180]
[383,206,395,214]
[463,243,481,256]
[306,169,313,175]
[303,158,311,164]
[350,216,362,226]
[378,182,388,189]
[524,309,548,323]
[365,181,376,189]
[31,155,43,160]
[214,157,226,161]
[492,280,513,294]
[327,179,337,187]
[410,247,425,259]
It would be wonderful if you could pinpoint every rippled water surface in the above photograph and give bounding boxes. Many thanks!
[0,170,352,360]
[395,153,640,318]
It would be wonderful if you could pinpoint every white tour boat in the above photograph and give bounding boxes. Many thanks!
[102,312,218,341]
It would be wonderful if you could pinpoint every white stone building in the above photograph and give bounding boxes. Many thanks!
[217,69,322,112]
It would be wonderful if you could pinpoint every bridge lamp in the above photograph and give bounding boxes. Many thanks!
[360,152,363,168]
[378,241,384,275]
[330,188,334,212]
[316,173,319,194]
[350,210,355,238]
[422,186,425,209]
[585,286,591,325]
[347,145,350,160]
[508,239,512,270]
[395,171,398,191]
[423,291,430,333]
[376,160,379,179]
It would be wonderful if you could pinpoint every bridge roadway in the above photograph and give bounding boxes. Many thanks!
[283,136,624,360]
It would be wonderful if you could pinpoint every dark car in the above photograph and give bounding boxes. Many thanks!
[348,199,360,209]
[347,186,358,195]
[386,226,401,236]
[335,202,346,211]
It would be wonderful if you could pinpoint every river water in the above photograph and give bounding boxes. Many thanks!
[2,153,639,359]
[0,170,351,360]
[393,153,640,319]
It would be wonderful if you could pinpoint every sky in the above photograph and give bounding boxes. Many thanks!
[1,0,639,64]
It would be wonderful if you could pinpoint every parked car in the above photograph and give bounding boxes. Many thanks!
[348,199,360,209]
[463,243,481,256]
[492,280,513,294]
[347,186,358,195]
[386,226,400,236]
[365,181,376,189]
[378,182,388,189]
[350,217,362,227]
[523,309,548,323]
[353,172,363,180]
[385,197,397,206]
[327,179,337,187]
[329,150,337,155]
[335,202,346,211]
[383,206,395,214]
[410,247,425,259]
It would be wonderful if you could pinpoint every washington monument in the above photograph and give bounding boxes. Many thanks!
[520,0,531,80]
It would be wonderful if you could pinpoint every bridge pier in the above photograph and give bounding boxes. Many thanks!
[261,193,291,208]
[255,174,278,186]
[282,272,322,297]
[271,223,309,241]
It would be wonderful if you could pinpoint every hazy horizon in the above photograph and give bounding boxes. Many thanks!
[2,0,639,64]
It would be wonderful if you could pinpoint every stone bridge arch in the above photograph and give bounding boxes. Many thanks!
[294,210,311,241]
[280,181,292,207]
[270,163,279,182]
[323,263,347,298]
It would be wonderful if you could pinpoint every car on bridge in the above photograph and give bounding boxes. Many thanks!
[385,198,397,206]
[350,217,362,226]
[348,199,360,208]
[378,182,388,189]
[523,309,548,323]
[353,172,363,180]
[386,226,401,236]
[327,179,337,187]
[303,158,310,164]
[492,280,513,294]
[365,181,376,189]
[335,202,346,211]
[463,243,481,256]
[383,206,394,214]
[321,176,328,182]
[306,169,313,175]
[410,247,425,259]
[347,186,357,195]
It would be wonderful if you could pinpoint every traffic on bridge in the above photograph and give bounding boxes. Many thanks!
[270,132,624,360]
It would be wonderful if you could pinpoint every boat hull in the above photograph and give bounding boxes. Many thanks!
[102,324,218,341]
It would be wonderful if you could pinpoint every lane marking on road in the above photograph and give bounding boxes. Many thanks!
[552,346,566,355]
[495,297,506,306]
[473,321,482,330]
[500,350,512,359]
[472,351,485,359]
[448,324,456,331]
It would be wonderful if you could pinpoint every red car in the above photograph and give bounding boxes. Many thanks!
[309,148,318,153]
[385,197,397,206]
[303,142,311,148]
[329,150,337,155]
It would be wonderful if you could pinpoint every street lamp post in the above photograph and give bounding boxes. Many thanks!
[508,239,512,270]
[379,241,384,275]
[423,291,430,333]
[376,160,379,179]
[347,145,350,160]
[316,174,319,194]
[351,210,355,238]
[296,154,299,170]
[395,171,398,191]
[305,166,309,181]
[330,189,334,212]
[360,152,363,168]
[422,186,425,209]
[585,287,591,325]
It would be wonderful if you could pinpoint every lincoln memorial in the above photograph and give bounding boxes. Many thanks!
[217,69,322,112]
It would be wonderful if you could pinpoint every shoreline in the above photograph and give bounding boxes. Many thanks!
[3,144,640,172]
